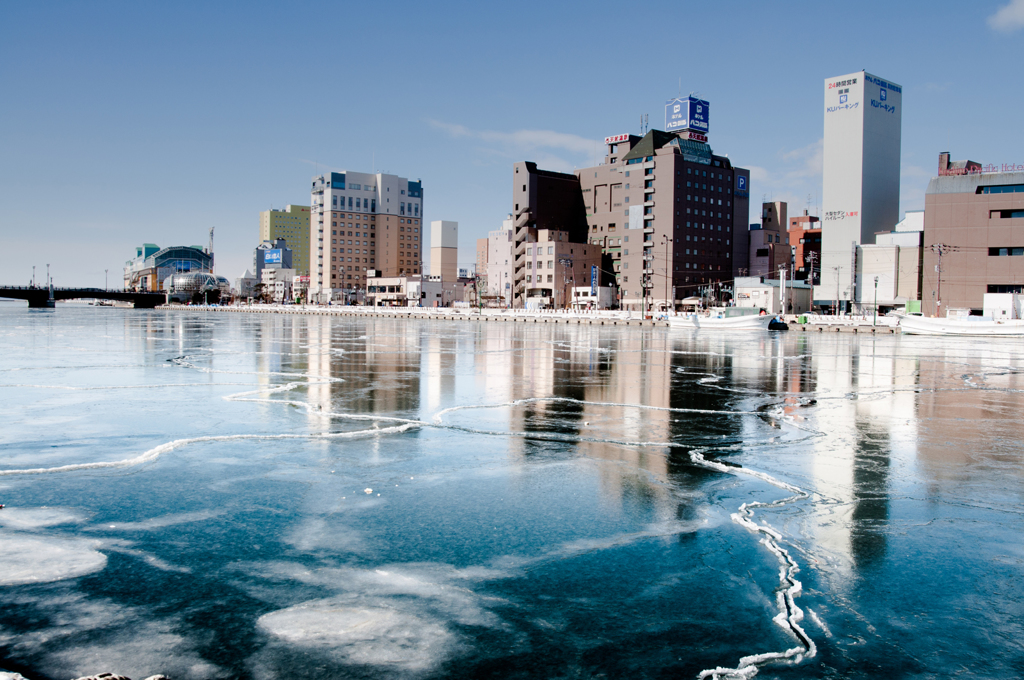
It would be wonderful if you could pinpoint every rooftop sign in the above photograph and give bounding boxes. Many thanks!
[939,163,1024,176]
[605,134,630,145]
[665,96,709,134]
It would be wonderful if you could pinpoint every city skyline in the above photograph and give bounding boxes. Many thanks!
[2,1,1024,286]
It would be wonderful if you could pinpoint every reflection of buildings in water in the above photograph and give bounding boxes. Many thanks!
[467,323,680,517]
[913,341,1024,479]
[422,323,459,416]
[805,335,918,571]
[576,329,674,514]
[306,315,334,429]
[305,316,423,425]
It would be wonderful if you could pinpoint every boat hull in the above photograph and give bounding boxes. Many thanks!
[899,316,1024,336]
[668,313,774,331]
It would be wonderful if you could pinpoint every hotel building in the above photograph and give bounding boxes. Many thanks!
[922,153,1024,316]
[574,126,751,310]
[309,171,423,303]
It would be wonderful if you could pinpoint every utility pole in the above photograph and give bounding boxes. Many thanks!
[873,275,879,326]
[806,251,818,286]
[779,265,787,316]
[105,269,108,291]
[833,266,841,316]
[930,243,957,317]
[662,234,671,312]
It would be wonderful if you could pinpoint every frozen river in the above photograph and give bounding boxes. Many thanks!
[0,305,1022,679]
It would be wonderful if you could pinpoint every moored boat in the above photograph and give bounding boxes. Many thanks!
[899,315,1024,336]
[668,308,775,331]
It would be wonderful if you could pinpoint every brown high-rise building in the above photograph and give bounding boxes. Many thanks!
[309,171,423,303]
[510,162,591,307]
[574,130,751,310]
[749,201,788,278]
[922,152,1024,316]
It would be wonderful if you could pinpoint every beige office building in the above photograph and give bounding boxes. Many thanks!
[260,205,310,275]
[430,220,458,282]
[309,171,423,303]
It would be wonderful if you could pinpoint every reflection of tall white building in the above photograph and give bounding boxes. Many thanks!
[817,71,902,309]
[803,336,918,570]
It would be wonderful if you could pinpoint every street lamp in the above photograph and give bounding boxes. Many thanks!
[661,234,671,313]
[873,276,879,326]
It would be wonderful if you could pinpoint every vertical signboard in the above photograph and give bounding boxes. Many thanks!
[591,265,598,296]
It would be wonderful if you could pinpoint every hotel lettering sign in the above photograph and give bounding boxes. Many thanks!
[939,163,1024,176]
[604,134,630,145]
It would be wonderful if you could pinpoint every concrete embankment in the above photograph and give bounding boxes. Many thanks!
[163,305,900,332]
[167,305,665,326]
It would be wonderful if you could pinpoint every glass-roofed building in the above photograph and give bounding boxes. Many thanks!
[124,243,213,291]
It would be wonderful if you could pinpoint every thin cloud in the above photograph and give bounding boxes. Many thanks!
[988,0,1024,31]
[780,138,824,180]
[429,119,599,160]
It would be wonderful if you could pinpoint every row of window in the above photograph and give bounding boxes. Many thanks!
[989,247,1024,256]
[685,208,728,218]
[980,185,1024,194]
[333,196,376,211]
[991,210,1024,219]
[684,194,729,206]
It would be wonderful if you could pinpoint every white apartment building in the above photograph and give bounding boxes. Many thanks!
[486,217,515,306]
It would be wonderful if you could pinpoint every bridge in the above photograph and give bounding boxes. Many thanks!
[0,286,166,309]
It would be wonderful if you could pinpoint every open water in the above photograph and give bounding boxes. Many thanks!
[0,304,1022,679]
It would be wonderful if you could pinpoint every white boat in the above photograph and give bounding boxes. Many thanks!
[899,315,1024,336]
[668,308,775,331]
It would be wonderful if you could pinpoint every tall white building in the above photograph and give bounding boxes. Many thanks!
[817,70,902,309]
[309,171,424,303]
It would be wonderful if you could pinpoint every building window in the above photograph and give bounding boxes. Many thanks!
[980,185,1024,194]
[988,284,1024,293]
[991,210,1024,219]
[989,247,1024,256]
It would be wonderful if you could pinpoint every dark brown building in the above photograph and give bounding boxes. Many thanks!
[575,130,751,310]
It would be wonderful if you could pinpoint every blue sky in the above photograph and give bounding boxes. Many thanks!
[2,0,1023,286]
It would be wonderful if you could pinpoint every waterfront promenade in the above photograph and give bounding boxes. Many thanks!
[167,303,901,333]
